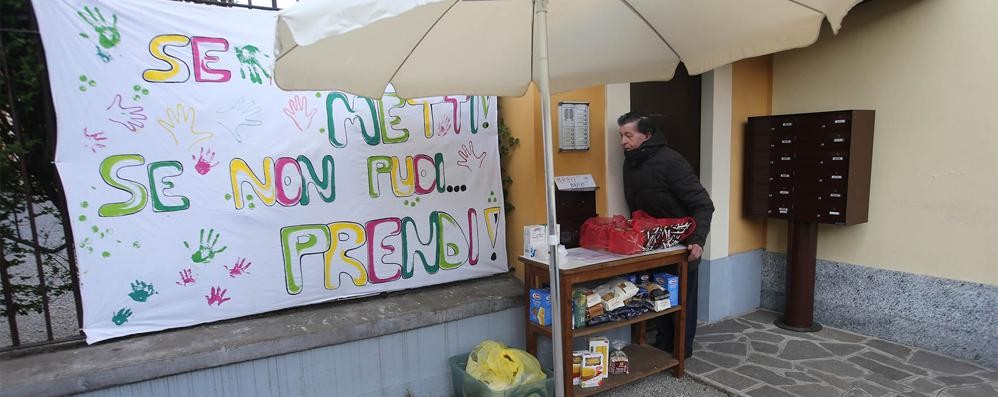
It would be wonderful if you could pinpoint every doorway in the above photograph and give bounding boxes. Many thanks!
[629,64,702,177]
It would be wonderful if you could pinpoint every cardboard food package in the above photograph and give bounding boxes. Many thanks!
[528,288,551,326]
[572,350,588,385]
[653,272,680,307]
[579,352,605,388]
[589,336,610,383]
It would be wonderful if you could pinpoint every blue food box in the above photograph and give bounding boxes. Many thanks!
[652,273,679,307]
[529,288,552,326]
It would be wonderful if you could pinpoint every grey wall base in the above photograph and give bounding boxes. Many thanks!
[761,252,998,369]
[81,308,524,397]
[699,250,764,323]
[1,274,525,397]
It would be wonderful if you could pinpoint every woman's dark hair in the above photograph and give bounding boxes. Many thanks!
[617,112,656,136]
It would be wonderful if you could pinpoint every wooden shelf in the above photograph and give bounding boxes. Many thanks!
[528,305,682,338]
[574,344,679,396]
[521,247,687,396]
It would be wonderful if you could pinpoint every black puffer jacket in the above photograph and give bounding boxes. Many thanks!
[623,132,714,248]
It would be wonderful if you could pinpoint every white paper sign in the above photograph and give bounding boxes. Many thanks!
[33,0,508,343]
[554,174,597,191]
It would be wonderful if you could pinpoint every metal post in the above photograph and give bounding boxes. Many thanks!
[775,220,822,332]
[534,1,565,395]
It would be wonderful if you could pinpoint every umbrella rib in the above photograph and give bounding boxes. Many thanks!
[619,0,680,59]
[787,0,824,16]
[530,1,535,84]
[386,0,461,91]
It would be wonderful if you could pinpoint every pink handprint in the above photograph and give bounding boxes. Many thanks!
[456,140,487,170]
[436,114,453,136]
[224,258,252,278]
[176,268,196,286]
[282,95,316,132]
[106,94,147,132]
[192,147,219,175]
[83,127,108,153]
[205,286,231,306]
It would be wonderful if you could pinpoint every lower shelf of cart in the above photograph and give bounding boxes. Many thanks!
[574,344,680,396]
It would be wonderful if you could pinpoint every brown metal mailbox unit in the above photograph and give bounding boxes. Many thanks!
[744,110,875,225]
[744,110,874,332]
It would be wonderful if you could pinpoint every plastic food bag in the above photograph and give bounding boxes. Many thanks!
[466,340,547,391]
[580,217,613,249]
[581,215,629,250]
[630,210,696,251]
[609,340,630,375]
[608,226,645,255]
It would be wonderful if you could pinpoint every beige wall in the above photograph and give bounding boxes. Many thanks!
[769,0,998,284]
[729,57,773,254]
[500,85,608,279]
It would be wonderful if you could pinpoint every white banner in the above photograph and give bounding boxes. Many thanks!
[33,0,508,343]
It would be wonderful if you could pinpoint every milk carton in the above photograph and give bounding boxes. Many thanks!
[523,225,547,258]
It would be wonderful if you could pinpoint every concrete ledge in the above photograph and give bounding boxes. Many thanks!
[0,273,524,397]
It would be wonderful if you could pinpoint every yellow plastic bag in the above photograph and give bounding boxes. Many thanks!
[466,340,547,391]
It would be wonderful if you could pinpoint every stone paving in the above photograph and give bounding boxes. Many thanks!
[686,310,998,397]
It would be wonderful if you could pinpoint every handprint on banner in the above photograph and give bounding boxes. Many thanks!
[111,308,132,325]
[106,94,147,132]
[183,228,227,264]
[192,147,219,175]
[127,280,157,302]
[175,268,196,286]
[76,6,120,62]
[234,45,271,85]
[158,103,214,149]
[224,258,252,278]
[436,114,453,136]
[83,127,107,153]
[282,95,316,132]
[456,140,487,170]
[205,286,231,306]
[214,97,262,143]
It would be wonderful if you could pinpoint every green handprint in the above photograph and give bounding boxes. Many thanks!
[234,45,271,85]
[184,228,227,264]
[77,6,121,62]
[78,6,120,49]
[112,308,132,325]
[128,280,157,302]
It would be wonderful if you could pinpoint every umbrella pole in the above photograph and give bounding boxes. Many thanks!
[534,1,566,396]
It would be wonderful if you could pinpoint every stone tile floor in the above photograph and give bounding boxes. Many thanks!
[686,310,998,397]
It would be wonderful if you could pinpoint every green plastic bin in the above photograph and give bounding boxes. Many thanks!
[449,353,556,397]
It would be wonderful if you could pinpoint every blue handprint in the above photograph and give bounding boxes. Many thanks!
[128,280,157,302]
[112,308,132,325]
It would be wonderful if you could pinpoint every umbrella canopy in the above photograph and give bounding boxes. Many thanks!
[274,1,860,394]
[275,0,859,98]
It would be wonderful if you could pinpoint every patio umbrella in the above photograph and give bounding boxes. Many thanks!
[273,0,860,392]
